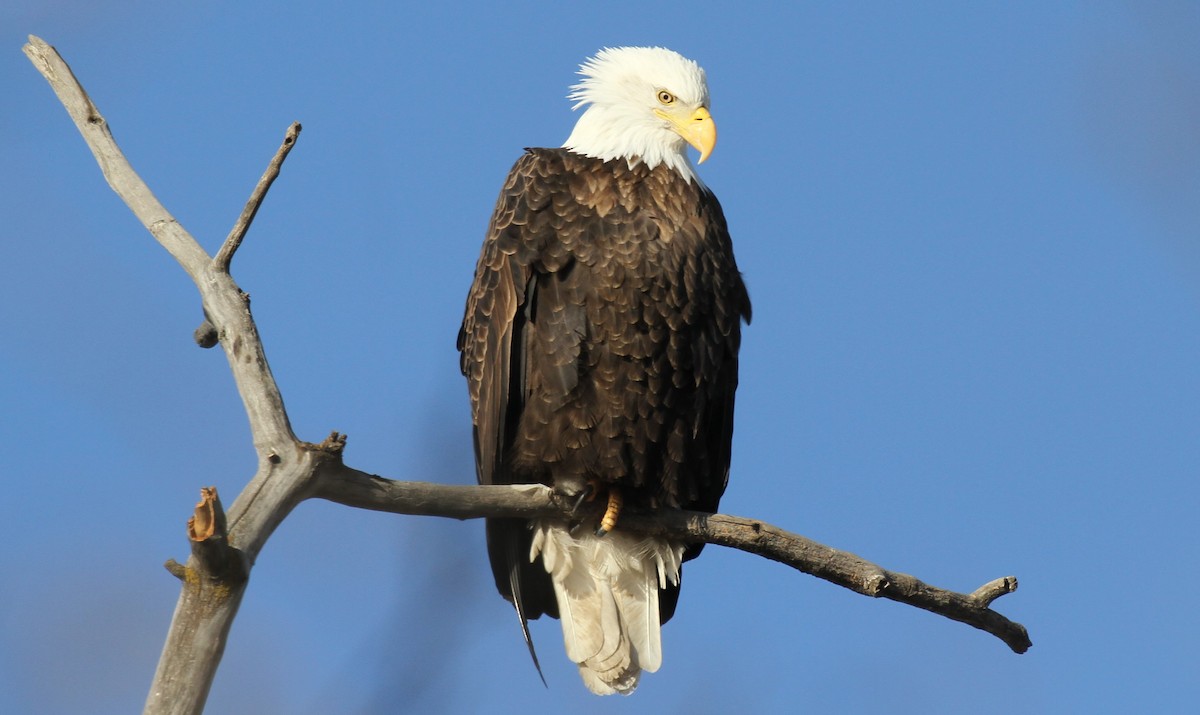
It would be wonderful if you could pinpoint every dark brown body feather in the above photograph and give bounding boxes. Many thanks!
[458,148,750,629]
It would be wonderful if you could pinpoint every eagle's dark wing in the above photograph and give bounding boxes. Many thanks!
[652,182,751,621]
[683,184,751,518]
[457,151,564,660]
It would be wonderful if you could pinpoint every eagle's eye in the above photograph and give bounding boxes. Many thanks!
[656,90,675,105]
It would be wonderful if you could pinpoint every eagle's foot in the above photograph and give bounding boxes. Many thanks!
[595,487,623,537]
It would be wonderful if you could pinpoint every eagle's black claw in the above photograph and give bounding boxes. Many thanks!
[570,484,595,514]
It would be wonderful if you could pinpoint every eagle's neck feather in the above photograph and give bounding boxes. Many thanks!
[563,105,699,185]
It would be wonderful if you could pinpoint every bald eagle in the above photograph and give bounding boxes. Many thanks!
[458,47,750,695]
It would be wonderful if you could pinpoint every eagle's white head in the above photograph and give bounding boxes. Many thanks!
[562,47,715,183]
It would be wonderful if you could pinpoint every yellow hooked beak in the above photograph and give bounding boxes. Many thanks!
[656,106,717,163]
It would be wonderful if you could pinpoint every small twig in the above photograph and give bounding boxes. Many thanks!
[214,122,302,272]
[970,576,1019,607]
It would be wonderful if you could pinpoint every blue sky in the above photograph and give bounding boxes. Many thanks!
[2,2,1198,713]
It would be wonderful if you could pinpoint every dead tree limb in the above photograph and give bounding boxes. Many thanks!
[311,458,1030,655]
[22,34,1030,715]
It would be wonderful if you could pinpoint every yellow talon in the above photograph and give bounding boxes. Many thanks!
[597,488,623,536]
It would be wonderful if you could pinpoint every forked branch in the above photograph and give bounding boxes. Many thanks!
[22,33,1030,715]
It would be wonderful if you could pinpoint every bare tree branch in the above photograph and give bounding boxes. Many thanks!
[311,454,1031,654]
[22,33,1031,715]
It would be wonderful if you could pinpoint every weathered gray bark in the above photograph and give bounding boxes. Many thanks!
[23,34,1030,715]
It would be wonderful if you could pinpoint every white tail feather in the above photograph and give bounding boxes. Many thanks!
[530,521,684,695]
